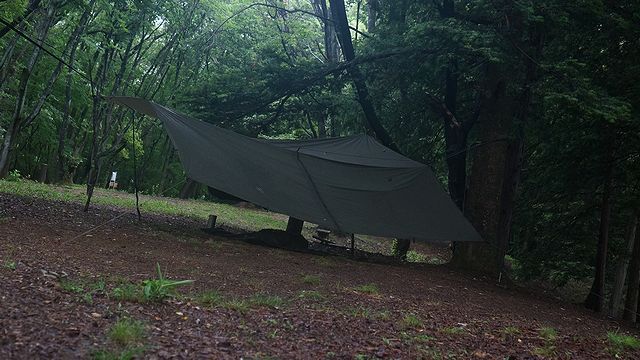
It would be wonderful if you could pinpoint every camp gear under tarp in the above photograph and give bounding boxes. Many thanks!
[109,97,482,243]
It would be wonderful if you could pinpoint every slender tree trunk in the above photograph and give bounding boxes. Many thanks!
[585,149,615,312]
[179,178,199,199]
[609,209,639,317]
[366,0,378,32]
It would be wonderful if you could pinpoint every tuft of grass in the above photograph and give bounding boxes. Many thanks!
[302,274,321,285]
[406,250,428,263]
[501,326,521,337]
[223,298,250,313]
[441,326,465,335]
[59,279,85,293]
[607,331,640,356]
[539,327,557,342]
[249,294,284,309]
[353,283,379,295]
[108,318,145,347]
[196,290,224,307]
[111,282,142,303]
[402,313,422,328]
[3,260,16,270]
[298,290,325,301]
[348,306,372,319]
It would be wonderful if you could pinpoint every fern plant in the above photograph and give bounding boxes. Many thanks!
[142,263,193,302]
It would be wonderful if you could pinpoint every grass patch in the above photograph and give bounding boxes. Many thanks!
[298,290,325,301]
[402,313,422,328]
[406,250,427,263]
[353,283,379,295]
[59,279,85,293]
[0,179,287,233]
[441,326,465,335]
[196,290,224,307]
[111,282,143,303]
[538,327,557,342]
[223,298,251,313]
[249,294,285,309]
[108,318,145,347]
[2,260,16,270]
[501,326,521,336]
[607,331,640,356]
[301,274,321,285]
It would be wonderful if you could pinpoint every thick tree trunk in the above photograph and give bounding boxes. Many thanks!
[609,209,639,317]
[286,217,304,235]
[623,222,640,322]
[450,63,520,276]
[585,152,615,312]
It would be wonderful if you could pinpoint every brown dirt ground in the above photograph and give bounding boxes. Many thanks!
[1,193,639,359]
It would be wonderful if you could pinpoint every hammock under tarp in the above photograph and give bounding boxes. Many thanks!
[109,96,482,243]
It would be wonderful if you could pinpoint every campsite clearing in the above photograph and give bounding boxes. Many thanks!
[1,187,639,359]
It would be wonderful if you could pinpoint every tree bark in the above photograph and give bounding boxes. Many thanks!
[609,209,639,317]
[585,149,615,312]
[624,219,640,322]
[286,217,304,235]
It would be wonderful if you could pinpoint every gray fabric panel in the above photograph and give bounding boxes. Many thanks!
[108,96,482,243]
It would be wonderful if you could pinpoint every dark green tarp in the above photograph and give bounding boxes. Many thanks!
[109,97,482,243]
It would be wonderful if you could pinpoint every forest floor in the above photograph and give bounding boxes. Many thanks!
[1,183,640,359]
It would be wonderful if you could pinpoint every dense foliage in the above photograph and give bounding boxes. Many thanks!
[1,0,639,315]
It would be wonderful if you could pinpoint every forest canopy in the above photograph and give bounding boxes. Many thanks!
[1,0,639,317]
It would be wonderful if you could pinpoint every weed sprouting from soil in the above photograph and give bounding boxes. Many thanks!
[196,290,224,307]
[402,313,422,328]
[302,274,321,285]
[441,326,465,335]
[109,318,146,346]
[607,331,640,356]
[353,283,379,295]
[142,263,193,302]
[533,327,558,357]
[249,294,284,309]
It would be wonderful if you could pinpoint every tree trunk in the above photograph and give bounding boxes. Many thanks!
[609,209,639,317]
[366,0,378,32]
[179,178,199,199]
[585,151,615,312]
[286,217,304,235]
[623,221,640,322]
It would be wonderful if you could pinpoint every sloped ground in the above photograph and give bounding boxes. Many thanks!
[1,192,639,359]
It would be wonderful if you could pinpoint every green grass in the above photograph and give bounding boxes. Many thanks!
[607,331,640,356]
[353,283,379,295]
[500,326,521,338]
[196,290,224,307]
[406,250,427,263]
[108,318,145,347]
[249,294,285,309]
[301,274,321,285]
[538,327,557,342]
[0,179,288,232]
[59,279,85,293]
[402,313,422,328]
[222,298,251,313]
[2,260,16,270]
[441,326,465,335]
[111,282,143,303]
